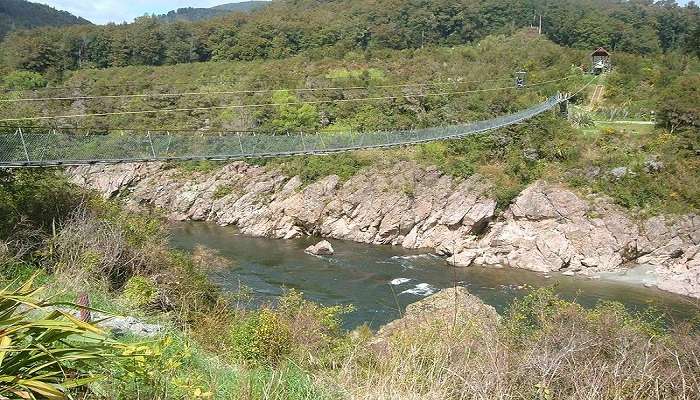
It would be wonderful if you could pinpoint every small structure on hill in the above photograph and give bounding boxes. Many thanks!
[591,47,611,75]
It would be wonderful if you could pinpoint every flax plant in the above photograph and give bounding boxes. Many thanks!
[0,276,128,399]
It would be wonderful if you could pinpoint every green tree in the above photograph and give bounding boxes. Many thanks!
[2,70,47,90]
[656,74,699,132]
[269,91,320,133]
[86,31,113,68]
[163,22,196,64]
[130,17,165,65]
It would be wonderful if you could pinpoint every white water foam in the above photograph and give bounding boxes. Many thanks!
[391,254,438,261]
[400,283,437,296]
[389,278,411,286]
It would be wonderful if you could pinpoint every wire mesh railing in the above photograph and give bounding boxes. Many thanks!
[0,93,563,167]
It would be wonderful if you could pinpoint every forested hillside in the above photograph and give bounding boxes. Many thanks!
[0,0,91,39]
[1,0,697,76]
[156,2,270,23]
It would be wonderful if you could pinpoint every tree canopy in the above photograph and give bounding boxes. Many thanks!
[1,0,697,76]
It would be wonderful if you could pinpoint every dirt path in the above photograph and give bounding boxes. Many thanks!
[590,84,604,106]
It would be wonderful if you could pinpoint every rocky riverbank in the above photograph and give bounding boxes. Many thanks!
[67,161,699,298]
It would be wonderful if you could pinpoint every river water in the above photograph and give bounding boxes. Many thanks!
[170,222,698,329]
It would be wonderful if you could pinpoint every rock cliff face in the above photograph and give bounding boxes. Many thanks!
[67,161,700,298]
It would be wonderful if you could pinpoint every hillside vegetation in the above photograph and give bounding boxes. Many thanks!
[0,33,583,131]
[156,2,270,23]
[0,0,90,39]
[0,0,697,76]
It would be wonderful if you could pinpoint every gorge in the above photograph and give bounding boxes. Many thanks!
[68,160,700,300]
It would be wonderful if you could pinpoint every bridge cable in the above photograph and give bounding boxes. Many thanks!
[0,76,519,103]
[0,75,577,122]
[1,71,515,93]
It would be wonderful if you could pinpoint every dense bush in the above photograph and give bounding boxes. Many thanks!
[2,70,47,89]
[0,33,581,134]
[269,153,371,184]
[229,289,352,366]
[123,275,159,308]
[0,170,80,256]
[230,309,293,365]
[656,74,699,133]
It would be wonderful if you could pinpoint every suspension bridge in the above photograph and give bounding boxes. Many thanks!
[0,75,593,168]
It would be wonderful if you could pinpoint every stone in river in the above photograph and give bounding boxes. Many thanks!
[305,240,334,256]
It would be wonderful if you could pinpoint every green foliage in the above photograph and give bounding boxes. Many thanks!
[2,70,47,90]
[278,289,353,340]
[272,153,371,184]
[2,0,697,75]
[565,123,699,215]
[236,363,335,400]
[326,67,385,81]
[656,74,699,133]
[228,289,353,368]
[123,275,158,308]
[230,308,292,365]
[212,185,234,200]
[267,90,320,133]
[503,287,572,342]
[0,169,79,240]
[0,276,130,400]
[0,32,585,133]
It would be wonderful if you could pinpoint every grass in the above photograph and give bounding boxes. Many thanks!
[583,121,655,135]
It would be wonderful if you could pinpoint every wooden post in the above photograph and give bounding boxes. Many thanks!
[77,292,91,322]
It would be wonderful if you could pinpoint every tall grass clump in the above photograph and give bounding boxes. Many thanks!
[337,288,700,400]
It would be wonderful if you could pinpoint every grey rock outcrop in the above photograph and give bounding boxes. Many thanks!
[66,162,700,299]
[448,182,699,297]
[61,307,162,337]
[68,161,497,252]
[644,158,664,174]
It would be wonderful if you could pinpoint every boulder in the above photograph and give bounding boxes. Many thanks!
[305,240,334,256]
[609,166,630,180]
[644,158,664,174]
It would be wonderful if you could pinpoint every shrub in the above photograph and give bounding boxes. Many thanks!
[338,288,700,399]
[656,74,699,133]
[2,70,47,90]
[123,275,158,308]
[273,153,370,184]
[0,170,80,243]
[230,309,292,365]
[212,185,233,200]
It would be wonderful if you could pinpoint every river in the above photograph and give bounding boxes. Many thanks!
[170,222,698,329]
